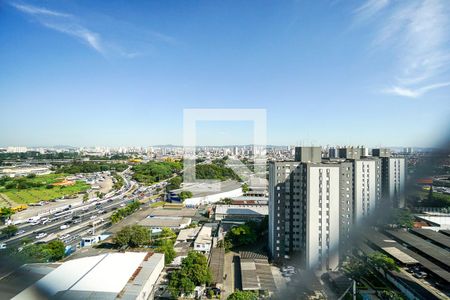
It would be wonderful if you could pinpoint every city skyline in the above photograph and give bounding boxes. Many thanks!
[1,1,449,147]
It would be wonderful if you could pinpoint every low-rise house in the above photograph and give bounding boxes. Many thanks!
[194,226,212,254]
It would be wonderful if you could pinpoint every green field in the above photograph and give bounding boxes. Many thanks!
[0,173,90,205]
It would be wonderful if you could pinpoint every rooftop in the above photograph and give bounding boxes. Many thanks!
[13,252,164,300]
[138,216,191,228]
[215,205,268,216]
[176,227,201,243]
[195,226,212,245]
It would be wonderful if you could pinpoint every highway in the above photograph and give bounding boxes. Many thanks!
[1,170,138,249]
[1,170,168,252]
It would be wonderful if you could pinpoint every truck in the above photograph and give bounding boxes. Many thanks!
[12,204,28,212]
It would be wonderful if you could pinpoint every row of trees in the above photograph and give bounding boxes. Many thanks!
[168,251,212,298]
[110,201,140,224]
[0,175,47,190]
[56,162,128,174]
[112,172,125,190]
[132,161,182,185]
[347,252,399,278]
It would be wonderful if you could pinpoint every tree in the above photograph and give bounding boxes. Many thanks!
[83,193,89,202]
[0,207,14,223]
[227,290,258,300]
[369,253,399,272]
[129,225,151,247]
[166,176,182,191]
[241,183,249,193]
[227,224,257,246]
[179,191,193,201]
[1,224,18,237]
[18,240,65,263]
[155,239,176,265]
[114,225,150,248]
[168,251,212,298]
[114,226,133,247]
[47,240,66,261]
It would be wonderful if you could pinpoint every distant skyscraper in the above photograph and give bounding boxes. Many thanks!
[294,146,322,163]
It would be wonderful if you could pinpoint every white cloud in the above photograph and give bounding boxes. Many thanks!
[383,82,450,98]
[354,0,390,22]
[355,0,450,98]
[9,1,164,58]
[41,21,104,54]
[10,2,71,17]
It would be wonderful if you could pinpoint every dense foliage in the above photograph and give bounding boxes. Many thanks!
[152,227,177,264]
[1,224,18,237]
[220,219,267,252]
[179,191,193,201]
[195,163,240,181]
[57,162,128,174]
[132,161,182,185]
[112,172,125,190]
[0,207,14,222]
[227,291,258,300]
[0,151,80,161]
[0,174,90,204]
[346,252,399,278]
[168,251,212,298]
[166,176,182,191]
[18,240,66,262]
[114,225,151,248]
[110,201,140,224]
[241,183,249,193]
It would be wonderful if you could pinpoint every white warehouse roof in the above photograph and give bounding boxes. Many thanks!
[13,252,164,300]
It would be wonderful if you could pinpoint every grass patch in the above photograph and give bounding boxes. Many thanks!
[0,174,90,204]
[150,201,166,208]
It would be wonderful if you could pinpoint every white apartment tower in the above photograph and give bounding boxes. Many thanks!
[353,158,382,224]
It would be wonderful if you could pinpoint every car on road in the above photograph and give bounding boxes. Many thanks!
[15,230,26,236]
[73,219,82,224]
[0,243,7,250]
[36,233,47,239]
[59,234,70,240]
[90,215,97,220]
[60,225,70,230]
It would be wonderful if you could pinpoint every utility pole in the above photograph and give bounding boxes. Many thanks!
[352,279,356,300]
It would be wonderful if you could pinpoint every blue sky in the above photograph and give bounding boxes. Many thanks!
[0,0,449,147]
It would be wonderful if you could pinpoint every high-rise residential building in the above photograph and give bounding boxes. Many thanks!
[268,147,341,272]
[337,146,363,160]
[372,148,391,158]
[372,149,406,208]
[268,146,405,272]
[353,158,381,224]
[294,146,321,163]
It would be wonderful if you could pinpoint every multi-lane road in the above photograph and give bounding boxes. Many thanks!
[1,170,138,250]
